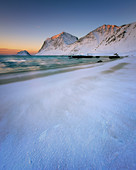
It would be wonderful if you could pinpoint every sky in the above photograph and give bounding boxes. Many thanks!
[0,0,136,55]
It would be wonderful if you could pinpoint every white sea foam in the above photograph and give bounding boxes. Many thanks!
[7,59,26,62]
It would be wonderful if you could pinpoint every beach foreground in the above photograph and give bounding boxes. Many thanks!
[0,56,136,169]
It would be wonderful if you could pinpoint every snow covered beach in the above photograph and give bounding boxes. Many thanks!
[0,56,136,169]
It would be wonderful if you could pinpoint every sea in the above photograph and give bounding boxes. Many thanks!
[0,55,105,84]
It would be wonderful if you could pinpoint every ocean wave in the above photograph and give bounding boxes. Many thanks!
[7,59,26,63]
[0,55,102,75]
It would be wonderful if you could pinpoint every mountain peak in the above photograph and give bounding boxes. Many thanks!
[37,32,78,54]
[100,24,120,31]
[102,24,118,27]
[51,32,65,40]
[46,32,69,40]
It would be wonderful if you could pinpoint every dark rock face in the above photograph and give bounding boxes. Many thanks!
[97,60,103,63]
[68,55,93,59]
[17,50,31,56]
[109,56,120,59]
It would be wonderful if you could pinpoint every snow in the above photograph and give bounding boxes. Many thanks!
[61,32,78,45]
[36,32,78,55]
[0,55,136,169]
[93,31,100,44]
[94,23,136,55]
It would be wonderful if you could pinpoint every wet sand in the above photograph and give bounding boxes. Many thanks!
[102,63,129,74]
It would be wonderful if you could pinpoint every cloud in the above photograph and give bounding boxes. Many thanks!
[0,48,20,55]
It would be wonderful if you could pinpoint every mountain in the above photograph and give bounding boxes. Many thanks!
[71,22,136,56]
[17,50,31,56]
[37,32,78,55]
[69,24,120,55]
[36,22,136,56]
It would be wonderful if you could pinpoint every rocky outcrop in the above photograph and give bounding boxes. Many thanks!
[17,50,31,56]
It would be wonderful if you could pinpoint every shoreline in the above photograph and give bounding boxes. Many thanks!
[0,57,123,85]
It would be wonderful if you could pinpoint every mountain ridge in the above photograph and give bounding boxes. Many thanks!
[36,22,136,56]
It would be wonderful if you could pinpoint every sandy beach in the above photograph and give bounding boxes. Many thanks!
[0,56,136,169]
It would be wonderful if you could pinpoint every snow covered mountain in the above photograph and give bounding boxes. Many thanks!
[74,22,136,56]
[37,22,136,56]
[37,32,78,55]
[17,50,31,56]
